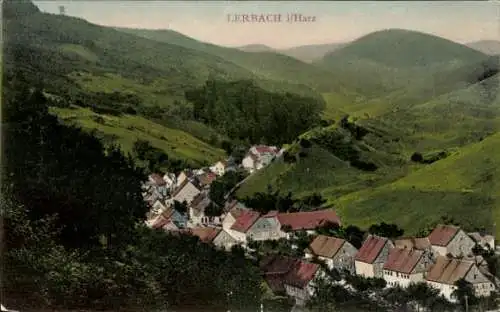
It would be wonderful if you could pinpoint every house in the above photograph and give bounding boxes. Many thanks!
[393,236,435,258]
[276,210,341,237]
[227,210,261,244]
[260,255,321,306]
[213,229,240,251]
[382,247,434,288]
[222,201,248,231]
[426,256,496,302]
[186,227,221,244]
[242,145,279,173]
[162,172,177,190]
[195,172,217,189]
[246,211,285,241]
[168,180,201,207]
[428,225,475,257]
[188,193,212,226]
[176,171,193,187]
[469,232,495,251]
[355,235,394,278]
[304,235,358,274]
[210,160,227,176]
[149,173,166,186]
[150,199,168,216]
[148,207,188,231]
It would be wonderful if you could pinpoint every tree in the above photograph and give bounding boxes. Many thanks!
[205,202,224,217]
[173,200,188,215]
[453,278,478,308]
[411,152,424,162]
[368,222,404,238]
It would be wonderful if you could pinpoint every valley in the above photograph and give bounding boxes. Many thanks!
[5,0,500,242]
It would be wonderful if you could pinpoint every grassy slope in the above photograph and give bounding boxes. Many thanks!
[50,106,225,167]
[334,133,500,236]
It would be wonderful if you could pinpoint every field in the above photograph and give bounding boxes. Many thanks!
[50,106,225,167]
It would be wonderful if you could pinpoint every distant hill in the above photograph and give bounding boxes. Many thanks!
[239,42,348,63]
[278,42,348,63]
[315,28,492,99]
[115,27,362,98]
[467,40,500,55]
[238,44,274,52]
[321,28,487,69]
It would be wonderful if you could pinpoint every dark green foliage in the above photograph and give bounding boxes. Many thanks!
[132,138,187,173]
[411,150,450,164]
[411,152,424,162]
[204,202,224,217]
[310,128,378,171]
[368,222,404,238]
[209,170,247,205]
[453,279,479,307]
[173,200,188,215]
[316,222,366,249]
[185,79,325,145]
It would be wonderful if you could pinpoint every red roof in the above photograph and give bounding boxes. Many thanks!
[260,255,319,291]
[150,173,166,186]
[254,145,278,154]
[428,225,459,247]
[151,209,175,229]
[355,235,389,264]
[188,227,221,243]
[230,210,260,233]
[277,210,341,231]
[383,248,424,274]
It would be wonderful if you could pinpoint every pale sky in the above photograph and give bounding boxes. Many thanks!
[35,1,500,49]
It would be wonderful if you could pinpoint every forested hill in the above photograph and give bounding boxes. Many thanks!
[184,79,325,145]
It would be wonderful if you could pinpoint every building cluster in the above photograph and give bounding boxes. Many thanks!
[140,144,499,308]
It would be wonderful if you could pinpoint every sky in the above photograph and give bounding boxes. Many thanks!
[34,1,499,49]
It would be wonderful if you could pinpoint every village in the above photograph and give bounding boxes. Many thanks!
[141,144,499,310]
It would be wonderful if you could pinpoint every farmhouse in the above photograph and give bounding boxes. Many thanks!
[277,210,341,237]
[226,210,261,244]
[305,235,358,274]
[428,225,475,257]
[469,232,495,251]
[242,145,279,173]
[246,211,284,241]
[260,255,321,306]
[222,201,249,231]
[426,256,496,302]
[209,160,227,176]
[355,235,394,278]
[186,227,221,244]
[213,229,240,251]
[148,206,188,231]
[382,247,434,288]
[168,179,201,206]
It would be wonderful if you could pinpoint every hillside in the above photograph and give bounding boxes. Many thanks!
[115,27,361,97]
[322,29,487,69]
[238,44,274,52]
[278,42,347,63]
[4,1,335,167]
[237,73,500,234]
[334,132,500,237]
[316,29,492,99]
[467,40,500,55]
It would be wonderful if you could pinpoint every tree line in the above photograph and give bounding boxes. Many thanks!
[184,78,325,146]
